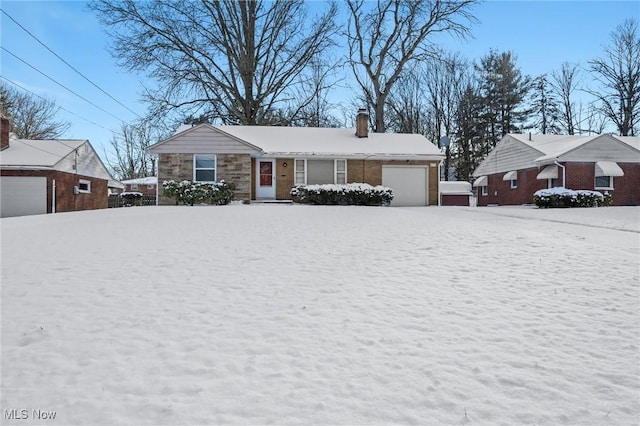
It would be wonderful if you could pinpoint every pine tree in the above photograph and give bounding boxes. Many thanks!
[529,74,561,134]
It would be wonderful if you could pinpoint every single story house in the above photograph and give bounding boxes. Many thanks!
[147,110,445,206]
[472,133,640,206]
[0,116,123,218]
[120,176,158,195]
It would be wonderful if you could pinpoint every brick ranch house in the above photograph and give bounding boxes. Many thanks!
[148,111,445,206]
[0,116,123,218]
[119,176,158,195]
[472,133,640,206]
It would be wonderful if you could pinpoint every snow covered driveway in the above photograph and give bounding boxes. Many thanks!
[2,205,639,425]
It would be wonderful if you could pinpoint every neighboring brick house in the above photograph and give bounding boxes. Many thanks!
[148,110,445,206]
[120,177,157,195]
[472,133,640,206]
[0,116,123,217]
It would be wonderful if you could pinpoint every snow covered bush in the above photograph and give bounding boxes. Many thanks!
[290,183,393,206]
[533,187,605,208]
[162,180,235,206]
[119,192,143,206]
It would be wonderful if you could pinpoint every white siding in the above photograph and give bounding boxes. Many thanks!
[474,136,544,176]
[560,135,640,163]
[150,126,261,155]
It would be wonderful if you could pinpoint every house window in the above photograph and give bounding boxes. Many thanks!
[295,159,347,185]
[548,178,558,188]
[481,185,488,196]
[147,184,154,189]
[295,159,306,185]
[194,154,216,182]
[595,176,613,189]
[78,179,91,193]
[510,179,517,189]
[131,184,139,190]
[335,159,347,184]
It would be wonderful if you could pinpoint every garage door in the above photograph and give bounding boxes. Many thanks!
[382,166,428,206]
[1,176,47,218]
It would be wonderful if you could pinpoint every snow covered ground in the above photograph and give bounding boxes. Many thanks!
[1,205,639,425]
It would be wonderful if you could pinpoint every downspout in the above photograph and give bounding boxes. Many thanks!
[52,179,56,213]
[554,159,566,188]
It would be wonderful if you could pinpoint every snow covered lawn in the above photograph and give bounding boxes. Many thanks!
[2,205,639,425]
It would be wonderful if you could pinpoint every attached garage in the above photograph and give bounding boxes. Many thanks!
[0,176,47,218]
[382,166,428,206]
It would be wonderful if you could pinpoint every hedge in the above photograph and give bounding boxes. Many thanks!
[533,187,612,208]
[290,183,393,206]
[162,180,235,206]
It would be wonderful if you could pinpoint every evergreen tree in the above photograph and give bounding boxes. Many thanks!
[453,83,484,182]
[529,74,561,134]
[476,50,531,152]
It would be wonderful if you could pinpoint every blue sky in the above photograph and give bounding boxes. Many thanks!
[1,0,638,160]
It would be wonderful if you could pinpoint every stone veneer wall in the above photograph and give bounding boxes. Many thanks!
[157,153,251,205]
[217,154,251,202]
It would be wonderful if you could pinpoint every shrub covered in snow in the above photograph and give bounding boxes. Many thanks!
[533,187,606,208]
[162,180,235,206]
[290,183,393,206]
[119,192,143,206]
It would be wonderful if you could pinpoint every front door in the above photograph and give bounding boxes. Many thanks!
[256,159,276,199]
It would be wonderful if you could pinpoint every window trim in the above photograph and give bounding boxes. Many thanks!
[334,159,347,184]
[510,179,517,189]
[294,159,307,185]
[481,185,488,196]
[193,154,217,183]
[548,178,558,189]
[78,179,91,194]
[131,183,139,190]
[594,175,613,190]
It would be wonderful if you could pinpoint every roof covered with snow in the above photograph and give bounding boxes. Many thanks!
[121,176,158,185]
[474,133,640,176]
[0,137,118,183]
[0,138,86,168]
[149,124,444,160]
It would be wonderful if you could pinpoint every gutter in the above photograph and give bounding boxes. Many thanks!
[554,159,566,187]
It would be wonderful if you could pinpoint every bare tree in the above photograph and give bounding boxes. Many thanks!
[551,62,580,135]
[0,82,70,139]
[106,119,168,180]
[386,71,433,135]
[588,19,640,136]
[90,0,338,126]
[346,0,477,133]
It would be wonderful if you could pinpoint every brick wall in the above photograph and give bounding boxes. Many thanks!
[565,162,640,206]
[1,170,108,213]
[477,167,549,206]
[125,184,156,195]
[476,162,640,206]
[275,158,294,200]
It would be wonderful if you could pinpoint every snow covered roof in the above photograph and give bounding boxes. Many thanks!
[439,181,472,195]
[121,176,158,185]
[0,138,85,168]
[151,124,444,160]
[214,126,443,159]
[509,133,640,163]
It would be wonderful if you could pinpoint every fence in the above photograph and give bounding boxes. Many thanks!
[108,194,157,208]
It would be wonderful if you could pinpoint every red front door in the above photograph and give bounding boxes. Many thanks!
[259,161,273,186]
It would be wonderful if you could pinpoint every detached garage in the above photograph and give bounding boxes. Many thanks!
[0,116,122,218]
[382,166,429,206]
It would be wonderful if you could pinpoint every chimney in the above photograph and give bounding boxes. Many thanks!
[1,115,10,151]
[355,108,368,138]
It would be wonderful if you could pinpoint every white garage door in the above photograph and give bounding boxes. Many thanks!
[382,166,428,206]
[1,176,47,218]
